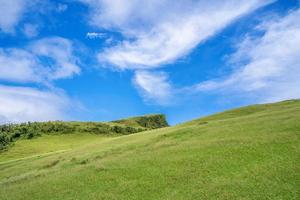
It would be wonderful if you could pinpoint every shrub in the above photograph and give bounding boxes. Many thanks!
[0,131,12,150]
[136,115,169,129]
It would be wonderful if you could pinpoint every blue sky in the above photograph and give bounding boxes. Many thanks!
[0,0,299,125]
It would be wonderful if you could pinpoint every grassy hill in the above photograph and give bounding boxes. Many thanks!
[0,114,169,151]
[0,100,299,199]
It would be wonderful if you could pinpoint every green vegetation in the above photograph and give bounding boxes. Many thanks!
[0,114,169,151]
[0,100,299,199]
[0,134,111,163]
[113,114,169,129]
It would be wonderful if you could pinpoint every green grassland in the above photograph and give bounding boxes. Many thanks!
[0,114,169,151]
[0,134,111,163]
[0,100,299,199]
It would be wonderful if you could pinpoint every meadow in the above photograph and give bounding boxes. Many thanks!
[0,100,299,199]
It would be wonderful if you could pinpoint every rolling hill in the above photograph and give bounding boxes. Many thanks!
[0,100,299,199]
[0,114,169,152]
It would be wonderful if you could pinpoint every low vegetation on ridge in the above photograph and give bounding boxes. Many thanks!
[0,114,168,151]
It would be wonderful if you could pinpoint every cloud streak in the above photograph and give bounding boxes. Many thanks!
[0,85,70,124]
[0,0,28,33]
[80,0,276,105]
[133,71,173,105]
[30,37,81,80]
[81,0,274,69]
[0,37,81,123]
[196,8,300,102]
[86,32,106,39]
[0,37,80,83]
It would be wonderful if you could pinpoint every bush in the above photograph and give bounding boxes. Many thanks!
[136,115,169,129]
[0,131,12,150]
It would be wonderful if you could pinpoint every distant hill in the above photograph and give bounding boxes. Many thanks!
[0,100,299,200]
[0,114,169,150]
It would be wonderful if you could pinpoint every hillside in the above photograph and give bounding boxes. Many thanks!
[0,114,169,151]
[0,100,299,199]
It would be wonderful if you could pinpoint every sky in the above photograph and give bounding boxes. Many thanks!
[0,0,299,125]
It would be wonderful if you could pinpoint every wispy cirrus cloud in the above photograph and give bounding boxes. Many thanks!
[0,48,41,82]
[0,1,84,124]
[0,37,81,123]
[0,85,70,124]
[23,23,39,38]
[30,37,81,80]
[133,71,173,105]
[195,8,300,102]
[0,37,80,83]
[57,3,68,13]
[0,0,71,35]
[80,0,275,69]
[0,0,29,33]
[80,0,275,105]
[129,7,300,105]
[86,32,106,39]
[0,0,82,124]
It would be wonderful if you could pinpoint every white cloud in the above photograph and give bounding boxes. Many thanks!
[133,71,173,105]
[0,37,80,83]
[0,1,68,35]
[57,3,68,12]
[0,85,69,124]
[0,37,80,123]
[86,32,106,39]
[80,0,274,69]
[0,48,42,82]
[30,37,81,80]
[196,9,300,102]
[0,0,28,33]
[80,0,277,105]
[0,36,81,123]
[23,23,39,38]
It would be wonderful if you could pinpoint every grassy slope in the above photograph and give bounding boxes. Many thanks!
[0,114,169,152]
[0,134,111,163]
[0,100,299,199]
